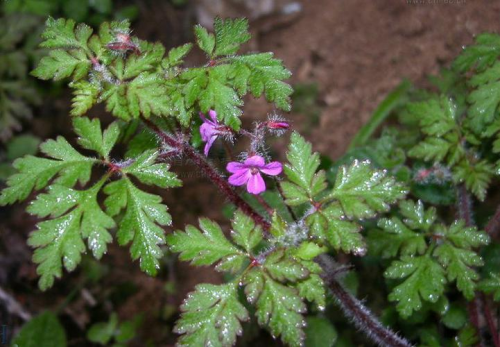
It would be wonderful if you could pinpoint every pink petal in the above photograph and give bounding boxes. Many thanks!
[200,123,214,142]
[261,161,282,176]
[204,136,217,156]
[227,161,245,173]
[244,155,265,168]
[228,169,251,186]
[247,173,266,194]
[208,110,218,123]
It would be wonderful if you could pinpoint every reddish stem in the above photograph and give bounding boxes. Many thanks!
[457,185,486,347]
[482,293,500,347]
[143,118,412,347]
[485,205,500,238]
[457,184,474,227]
[143,119,271,231]
[317,254,412,347]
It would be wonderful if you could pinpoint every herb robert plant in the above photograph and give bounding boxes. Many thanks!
[4,17,500,347]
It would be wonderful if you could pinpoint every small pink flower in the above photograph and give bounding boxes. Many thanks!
[200,110,233,156]
[226,155,282,195]
[200,110,220,156]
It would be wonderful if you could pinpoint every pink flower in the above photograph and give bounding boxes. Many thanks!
[226,155,282,195]
[200,110,233,156]
[200,110,220,156]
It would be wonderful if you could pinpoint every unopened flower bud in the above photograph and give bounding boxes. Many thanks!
[266,120,290,130]
[106,31,140,55]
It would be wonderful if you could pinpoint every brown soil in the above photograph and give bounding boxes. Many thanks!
[2,0,500,346]
[257,0,500,158]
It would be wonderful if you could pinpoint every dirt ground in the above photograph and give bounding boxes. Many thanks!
[2,0,500,345]
[258,0,500,157]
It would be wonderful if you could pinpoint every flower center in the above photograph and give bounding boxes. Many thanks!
[250,167,259,175]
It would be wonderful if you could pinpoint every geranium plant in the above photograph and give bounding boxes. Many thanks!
[4,16,500,347]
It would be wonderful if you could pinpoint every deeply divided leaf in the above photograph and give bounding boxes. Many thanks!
[175,283,249,347]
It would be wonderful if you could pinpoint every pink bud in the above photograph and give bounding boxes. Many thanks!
[266,121,290,130]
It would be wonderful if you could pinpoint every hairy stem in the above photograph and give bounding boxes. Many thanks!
[485,204,500,239]
[317,254,413,347]
[457,185,487,347]
[143,119,271,231]
[145,118,412,346]
[457,184,474,227]
[482,293,500,347]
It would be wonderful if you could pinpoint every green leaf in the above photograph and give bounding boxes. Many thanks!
[478,273,500,301]
[294,241,327,260]
[467,61,500,133]
[434,244,483,300]
[370,217,427,258]
[213,17,251,57]
[12,312,67,347]
[244,269,306,347]
[175,282,249,347]
[452,160,494,201]
[87,313,118,345]
[73,117,120,159]
[440,220,490,249]
[69,81,99,116]
[104,178,172,276]
[385,255,446,318]
[453,324,479,347]
[442,304,467,330]
[167,217,244,269]
[27,181,114,290]
[40,17,92,50]
[263,249,309,283]
[408,137,452,163]
[121,150,181,188]
[123,42,165,79]
[194,25,215,56]
[228,53,293,111]
[406,97,463,164]
[0,79,41,142]
[6,135,41,160]
[115,316,142,343]
[100,73,170,120]
[295,261,326,309]
[453,33,500,72]
[407,97,457,137]
[198,65,243,130]
[31,49,90,81]
[304,317,337,347]
[230,209,262,253]
[369,200,432,258]
[127,72,170,118]
[163,43,193,68]
[282,132,327,205]
[87,313,141,345]
[0,136,95,205]
[306,203,365,254]
[433,221,489,299]
[101,84,131,120]
[328,160,407,219]
[399,199,437,231]
[124,128,160,158]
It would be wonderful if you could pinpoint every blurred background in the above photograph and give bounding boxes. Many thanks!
[1,0,499,346]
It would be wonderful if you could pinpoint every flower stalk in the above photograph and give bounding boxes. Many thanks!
[144,117,414,347]
[143,119,271,231]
